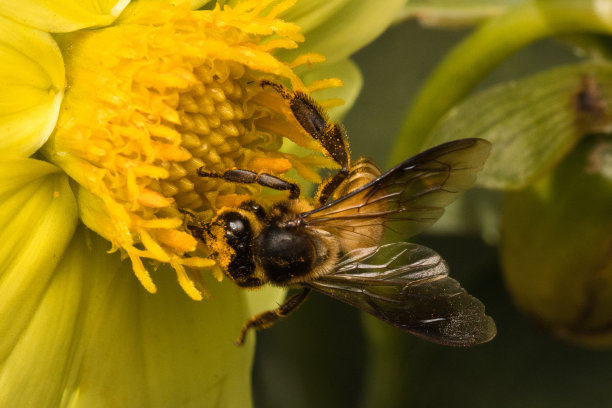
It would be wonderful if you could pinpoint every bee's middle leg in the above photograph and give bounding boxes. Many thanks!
[235,287,311,346]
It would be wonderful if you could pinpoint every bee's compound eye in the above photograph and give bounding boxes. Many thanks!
[227,218,245,234]
[221,212,251,241]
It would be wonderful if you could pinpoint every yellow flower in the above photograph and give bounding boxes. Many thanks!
[46,0,346,300]
[0,0,405,406]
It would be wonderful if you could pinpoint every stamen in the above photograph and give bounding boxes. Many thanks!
[289,53,326,69]
[307,78,344,93]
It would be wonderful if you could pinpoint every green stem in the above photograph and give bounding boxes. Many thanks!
[390,0,612,164]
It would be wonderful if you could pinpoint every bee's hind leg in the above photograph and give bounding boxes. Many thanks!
[261,80,350,205]
[235,287,311,346]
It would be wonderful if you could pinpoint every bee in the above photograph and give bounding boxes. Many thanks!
[187,81,496,346]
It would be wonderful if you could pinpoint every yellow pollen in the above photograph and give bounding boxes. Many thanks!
[47,0,341,299]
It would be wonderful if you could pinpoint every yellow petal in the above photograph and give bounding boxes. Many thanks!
[0,16,64,158]
[0,229,84,408]
[0,226,255,406]
[0,0,130,32]
[0,159,78,407]
[281,0,406,65]
[300,58,363,120]
[77,186,131,249]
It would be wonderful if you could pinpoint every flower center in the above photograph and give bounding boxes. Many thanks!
[45,1,340,300]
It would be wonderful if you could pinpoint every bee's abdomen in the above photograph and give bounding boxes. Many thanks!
[255,225,315,285]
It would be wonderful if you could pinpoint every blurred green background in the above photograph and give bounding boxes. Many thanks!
[252,19,612,408]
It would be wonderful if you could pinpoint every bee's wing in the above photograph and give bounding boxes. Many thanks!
[306,242,496,346]
[298,138,491,243]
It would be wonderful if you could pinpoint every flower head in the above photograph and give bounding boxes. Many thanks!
[45,0,342,299]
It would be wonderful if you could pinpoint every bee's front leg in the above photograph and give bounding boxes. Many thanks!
[235,287,311,346]
[198,168,301,199]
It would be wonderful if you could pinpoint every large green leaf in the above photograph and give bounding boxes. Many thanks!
[425,62,612,189]
[391,0,612,163]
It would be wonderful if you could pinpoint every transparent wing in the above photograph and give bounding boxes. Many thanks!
[297,138,492,245]
[306,242,497,346]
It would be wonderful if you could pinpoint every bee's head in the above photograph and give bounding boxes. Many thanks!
[203,204,267,288]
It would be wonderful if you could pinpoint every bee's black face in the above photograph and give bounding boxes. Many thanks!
[210,211,262,287]
[255,224,315,285]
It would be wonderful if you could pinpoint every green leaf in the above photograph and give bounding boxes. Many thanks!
[391,0,612,164]
[425,62,612,189]
[501,136,612,348]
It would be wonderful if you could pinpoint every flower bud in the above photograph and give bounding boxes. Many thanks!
[502,136,612,348]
